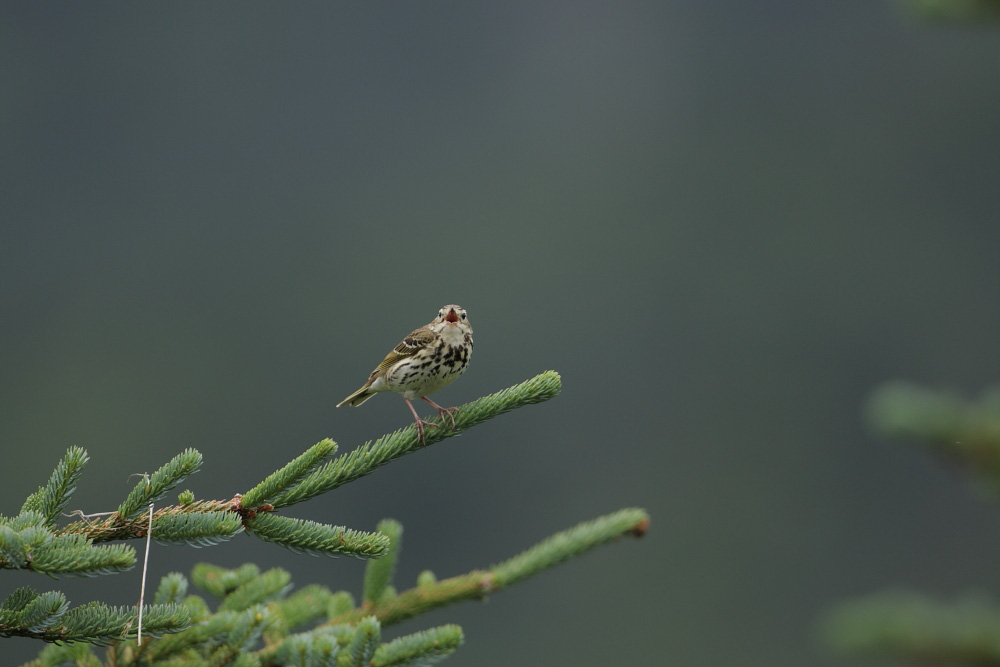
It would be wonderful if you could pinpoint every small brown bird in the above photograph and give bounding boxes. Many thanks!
[337,305,474,444]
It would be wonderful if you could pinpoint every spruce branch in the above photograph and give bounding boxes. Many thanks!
[16,505,648,665]
[241,439,338,510]
[270,371,562,508]
[139,601,229,663]
[266,584,335,638]
[324,508,648,627]
[10,370,651,665]
[192,563,263,599]
[153,572,189,605]
[53,374,560,549]
[345,616,381,667]
[824,590,1000,664]
[156,607,266,666]
[490,507,650,587]
[234,654,263,667]
[251,508,646,666]
[363,519,402,605]
[246,514,390,559]
[14,590,68,634]
[63,602,190,645]
[26,643,100,667]
[868,382,1000,487]
[371,624,464,667]
[150,511,244,547]
[26,534,134,577]
[0,513,135,576]
[0,586,190,644]
[905,0,1000,21]
[328,591,356,617]
[226,605,272,652]
[115,448,203,521]
[19,446,89,526]
[826,380,1000,665]
[273,622,461,667]
[61,499,233,543]
[218,568,293,613]
[275,627,341,665]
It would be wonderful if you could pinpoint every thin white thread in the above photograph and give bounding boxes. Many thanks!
[137,502,153,646]
[137,469,153,647]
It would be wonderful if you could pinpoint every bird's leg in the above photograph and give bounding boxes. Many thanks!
[404,397,439,446]
[421,396,459,430]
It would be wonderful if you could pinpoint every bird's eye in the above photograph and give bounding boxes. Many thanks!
[461,313,467,319]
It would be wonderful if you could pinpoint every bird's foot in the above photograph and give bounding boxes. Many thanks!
[413,418,440,446]
[405,397,443,446]
[421,397,459,430]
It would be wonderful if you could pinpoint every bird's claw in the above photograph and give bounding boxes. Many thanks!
[434,406,459,429]
[421,397,460,430]
[408,398,460,446]
[414,418,440,447]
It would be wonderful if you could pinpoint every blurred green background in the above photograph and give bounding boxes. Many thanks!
[3,3,1000,665]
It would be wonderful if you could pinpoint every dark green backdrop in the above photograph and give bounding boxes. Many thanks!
[3,3,999,664]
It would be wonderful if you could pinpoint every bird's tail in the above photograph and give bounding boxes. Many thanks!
[337,385,377,407]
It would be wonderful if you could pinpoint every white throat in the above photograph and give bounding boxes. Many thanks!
[438,323,468,344]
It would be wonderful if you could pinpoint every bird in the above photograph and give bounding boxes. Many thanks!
[337,304,474,445]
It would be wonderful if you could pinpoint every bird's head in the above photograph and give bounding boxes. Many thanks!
[433,305,471,332]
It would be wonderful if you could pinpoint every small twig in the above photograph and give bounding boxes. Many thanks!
[62,509,116,522]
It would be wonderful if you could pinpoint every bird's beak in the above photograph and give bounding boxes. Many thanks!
[445,309,459,324]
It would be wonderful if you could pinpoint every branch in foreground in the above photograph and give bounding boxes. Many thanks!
[257,506,649,664]
[9,370,607,666]
[0,586,190,645]
[17,507,648,665]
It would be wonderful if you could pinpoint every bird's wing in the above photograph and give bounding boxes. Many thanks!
[370,325,436,376]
